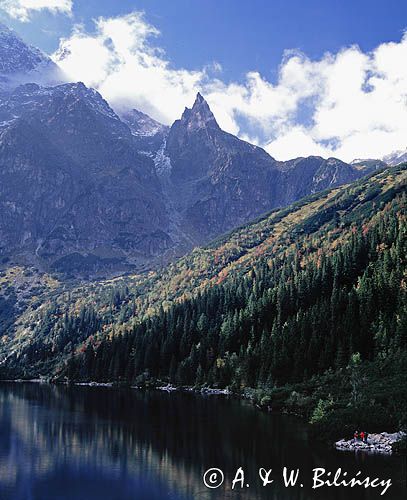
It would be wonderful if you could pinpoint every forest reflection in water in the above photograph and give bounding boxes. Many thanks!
[0,383,405,500]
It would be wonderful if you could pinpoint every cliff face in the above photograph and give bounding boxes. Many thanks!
[0,83,172,275]
[163,94,365,243]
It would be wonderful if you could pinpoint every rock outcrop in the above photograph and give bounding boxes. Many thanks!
[335,432,406,454]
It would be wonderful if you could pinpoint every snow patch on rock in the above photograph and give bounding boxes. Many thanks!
[154,141,172,176]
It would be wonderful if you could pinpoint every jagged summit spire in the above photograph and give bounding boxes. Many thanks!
[180,92,219,131]
[194,92,205,105]
[191,92,211,112]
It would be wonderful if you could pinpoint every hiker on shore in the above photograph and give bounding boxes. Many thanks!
[360,431,365,442]
[354,430,359,442]
[364,431,369,443]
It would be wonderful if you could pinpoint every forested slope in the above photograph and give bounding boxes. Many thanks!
[1,165,406,435]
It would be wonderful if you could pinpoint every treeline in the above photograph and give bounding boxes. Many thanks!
[65,192,406,395]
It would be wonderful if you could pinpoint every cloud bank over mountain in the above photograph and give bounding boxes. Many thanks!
[6,7,406,161]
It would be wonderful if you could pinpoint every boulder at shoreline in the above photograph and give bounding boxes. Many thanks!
[335,432,406,454]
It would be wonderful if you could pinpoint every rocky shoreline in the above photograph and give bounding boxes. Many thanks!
[156,383,230,395]
[2,379,231,395]
[335,432,406,454]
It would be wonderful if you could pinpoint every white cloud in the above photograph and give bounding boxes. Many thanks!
[52,12,407,162]
[54,13,203,124]
[264,126,331,160]
[264,41,407,160]
[0,0,72,22]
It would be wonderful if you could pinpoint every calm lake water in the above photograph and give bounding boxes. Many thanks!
[0,383,405,500]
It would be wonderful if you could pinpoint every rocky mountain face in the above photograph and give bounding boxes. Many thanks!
[383,148,407,166]
[350,158,388,172]
[275,156,363,203]
[0,25,380,276]
[164,93,279,241]
[162,93,369,242]
[0,83,172,275]
[120,108,169,155]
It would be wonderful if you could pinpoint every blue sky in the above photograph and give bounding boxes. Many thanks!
[1,0,407,161]
[4,0,407,83]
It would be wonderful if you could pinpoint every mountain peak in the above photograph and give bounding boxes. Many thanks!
[191,91,211,112]
[0,22,47,75]
[194,92,206,105]
[0,22,62,88]
[120,108,167,137]
[180,92,219,131]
